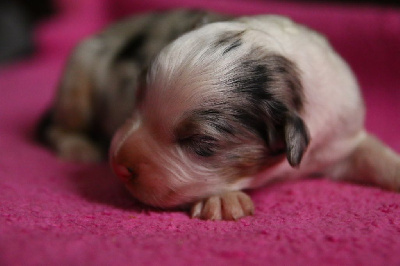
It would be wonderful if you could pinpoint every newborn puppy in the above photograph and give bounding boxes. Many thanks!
[41,10,400,220]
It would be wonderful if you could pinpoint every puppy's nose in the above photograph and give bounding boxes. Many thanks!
[111,158,138,183]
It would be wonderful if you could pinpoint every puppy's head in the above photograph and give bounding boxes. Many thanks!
[109,22,310,208]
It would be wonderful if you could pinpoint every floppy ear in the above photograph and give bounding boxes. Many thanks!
[284,113,310,167]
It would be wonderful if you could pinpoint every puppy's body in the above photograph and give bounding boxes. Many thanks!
[41,10,400,220]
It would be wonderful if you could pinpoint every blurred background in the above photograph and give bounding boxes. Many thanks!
[0,0,53,63]
[0,0,399,64]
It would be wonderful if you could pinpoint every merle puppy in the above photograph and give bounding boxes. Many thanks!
[40,9,400,220]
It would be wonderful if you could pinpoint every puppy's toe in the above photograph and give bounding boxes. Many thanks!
[190,201,203,219]
[201,195,223,220]
[221,191,254,220]
[190,191,254,221]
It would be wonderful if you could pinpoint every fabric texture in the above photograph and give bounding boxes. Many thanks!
[1,0,400,265]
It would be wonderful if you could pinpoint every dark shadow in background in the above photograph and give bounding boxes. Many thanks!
[0,0,54,63]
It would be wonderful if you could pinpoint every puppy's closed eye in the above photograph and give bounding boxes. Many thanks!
[175,108,235,158]
[178,134,219,157]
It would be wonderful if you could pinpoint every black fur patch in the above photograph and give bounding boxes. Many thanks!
[223,39,242,55]
[225,57,287,145]
[221,49,307,162]
[215,30,245,56]
[215,31,244,45]
[227,53,303,111]
[227,61,273,102]
[264,54,304,111]
[192,109,235,135]
[114,32,148,63]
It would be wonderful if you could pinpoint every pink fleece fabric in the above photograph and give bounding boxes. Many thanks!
[1,0,400,265]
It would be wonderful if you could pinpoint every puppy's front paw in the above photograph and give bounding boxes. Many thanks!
[190,191,254,221]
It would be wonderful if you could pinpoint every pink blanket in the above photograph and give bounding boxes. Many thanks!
[1,0,400,265]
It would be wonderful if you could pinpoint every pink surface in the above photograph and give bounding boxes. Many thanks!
[1,0,400,265]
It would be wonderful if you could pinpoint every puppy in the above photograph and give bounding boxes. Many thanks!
[40,10,400,220]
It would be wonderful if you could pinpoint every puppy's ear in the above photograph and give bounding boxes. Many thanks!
[284,113,310,167]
